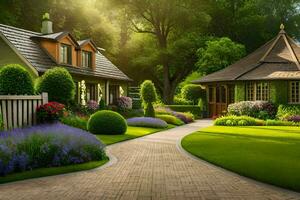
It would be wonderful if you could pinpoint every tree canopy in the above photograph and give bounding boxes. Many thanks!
[0,0,299,103]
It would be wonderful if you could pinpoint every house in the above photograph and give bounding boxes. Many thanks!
[0,13,132,105]
[193,24,300,117]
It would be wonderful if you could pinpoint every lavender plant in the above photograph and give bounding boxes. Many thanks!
[127,117,168,128]
[0,123,106,176]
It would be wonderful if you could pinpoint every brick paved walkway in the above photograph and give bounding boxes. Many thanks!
[0,120,299,200]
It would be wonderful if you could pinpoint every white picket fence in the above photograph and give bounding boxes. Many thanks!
[0,93,48,130]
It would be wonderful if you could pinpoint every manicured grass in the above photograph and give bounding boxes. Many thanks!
[0,158,109,184]
[97,125,175,145]
[181,126,300,191]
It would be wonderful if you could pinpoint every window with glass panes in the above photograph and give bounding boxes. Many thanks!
[256,82,269,101]
[289,81,300,103]
[246,82,255,101]
[60,44,72,64]
[82,51,92,68]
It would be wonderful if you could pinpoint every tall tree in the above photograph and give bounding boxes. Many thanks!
[111,0,210,103]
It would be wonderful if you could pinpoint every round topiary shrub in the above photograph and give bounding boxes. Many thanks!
[181,84,205,105]
[36,67,75,104]
[0,64,34,95]
[87,110,127,135]
[140,80,157,117]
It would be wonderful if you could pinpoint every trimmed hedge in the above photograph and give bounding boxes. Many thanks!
[140,80,157,117]
[173,97,193,105]
[156,114,184,126]
[277,105,300,120]
[165,105,202,118]
[181,84,205,104]
[87,110,127,135]
[214,116,264,126]
[36,67,75,104]
[0,64,34,95]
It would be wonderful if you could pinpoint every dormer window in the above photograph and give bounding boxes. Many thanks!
[82,51,92,68]
[60,44,72,65]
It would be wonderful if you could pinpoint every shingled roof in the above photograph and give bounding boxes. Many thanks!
[193,25,300,84]
[0,24,131,81]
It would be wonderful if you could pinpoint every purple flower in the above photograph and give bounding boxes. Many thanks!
[117,96,133,111]
[127,117,168,128]
[0,123,106,176]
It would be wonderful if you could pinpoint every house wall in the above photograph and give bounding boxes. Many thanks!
[40,40,58,61]
[270,81,289,104]
[234,82,245,102]
[0,38,38,78]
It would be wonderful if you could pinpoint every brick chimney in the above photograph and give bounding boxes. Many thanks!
[41,13,53,35]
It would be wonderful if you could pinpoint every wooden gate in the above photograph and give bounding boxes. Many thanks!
[0,93,48,130]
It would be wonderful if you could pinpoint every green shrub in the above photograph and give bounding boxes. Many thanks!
[265,120,300,126]
[156,114,184,126]
[214,115,264,126]
[166,105,202,118]
[0,64,34,95]
[277,105,300,120]
[173,97,193,105]
[60,115,88,130]
[140,80,157,117]
[87,110,127,135]
[98,98,107,110]
[181,84,205,104]
[36,67,75,104]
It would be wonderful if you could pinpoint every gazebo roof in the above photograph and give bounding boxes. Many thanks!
[193,24,300,84]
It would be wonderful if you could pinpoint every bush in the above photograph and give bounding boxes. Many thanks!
[227,101,277,120]
[156,114,184,126]
[140,80,157,117]
[0,123,105,176]
[214,115,264,126]
[60,115,88,130]
[287,115,300,123]
[277,105,300,120]
[0,64,34,95]
[155,107,194,124]
[118,109,144,119]
[166,105,202,118]
[98,98,107,110]
[127,117,168,128]
[87,100,99,113]
[265,120,299,126]
[36,67,75,104]
[36,102,65,123]
[117,96,132,111]
[181,84,205,104]
[87,110,127,135]
[173,97,193,105]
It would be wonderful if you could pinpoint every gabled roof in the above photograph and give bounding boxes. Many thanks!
[0,24,131,81]
[78,39,98,51]
[193,25,300,84]
[31,31,80,47]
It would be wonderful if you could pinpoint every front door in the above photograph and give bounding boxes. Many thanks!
[208,84,232,118]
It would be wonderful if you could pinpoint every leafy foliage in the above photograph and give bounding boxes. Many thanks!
[87,110,127,135]
[277,105,300,120]
[196,37,246,74]
[181,84,206,104]
[0,113,3,131]
[36,67,75,105]
[60,115,88,131]
[0,64,34,95]
[140,80,157,117]
[36,102,65,124]
[156,114,184,126]
[166,105,203,118]
[117,96,132,111]
[98,98,107,110]
[214,115,264,126]
[228,101,277,120]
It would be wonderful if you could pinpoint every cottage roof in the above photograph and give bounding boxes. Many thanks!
[193,25,300,84]
[0,24,131,81]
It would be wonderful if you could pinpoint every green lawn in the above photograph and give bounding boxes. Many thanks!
[0,158,109,184]
[181,126,300,192]
[97,125,175,145]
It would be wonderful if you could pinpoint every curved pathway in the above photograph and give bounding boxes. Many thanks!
[0,120,299,200]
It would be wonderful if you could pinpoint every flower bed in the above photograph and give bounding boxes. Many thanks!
[127,117,168,128]
[0,123,106,176]
[155,107,194,124]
